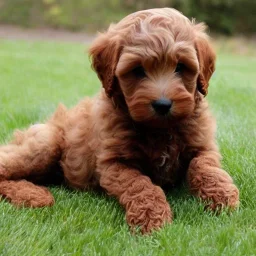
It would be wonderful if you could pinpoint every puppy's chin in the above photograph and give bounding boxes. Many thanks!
[135,117,173,129]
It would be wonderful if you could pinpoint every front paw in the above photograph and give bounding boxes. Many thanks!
[203,183,239,211]
[123,186,172,234]
[192,168,240,211]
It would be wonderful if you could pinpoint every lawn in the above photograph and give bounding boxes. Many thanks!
[0,39,255,256]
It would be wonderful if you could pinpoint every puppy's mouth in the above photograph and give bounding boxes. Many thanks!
[127,94,192,128]
[129,101,188,129]
[130,104,175,129]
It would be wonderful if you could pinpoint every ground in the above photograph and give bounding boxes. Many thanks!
[0,26,255,256]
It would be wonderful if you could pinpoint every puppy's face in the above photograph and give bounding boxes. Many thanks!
[115,32,199,125]
[90,8,215,127]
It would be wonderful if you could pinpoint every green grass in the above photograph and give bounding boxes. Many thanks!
[0,39,256,256]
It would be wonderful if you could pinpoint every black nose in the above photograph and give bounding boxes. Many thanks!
[151,98,172,115]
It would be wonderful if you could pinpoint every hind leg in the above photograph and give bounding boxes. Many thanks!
[0,123,63,207]
[0,180,55,207]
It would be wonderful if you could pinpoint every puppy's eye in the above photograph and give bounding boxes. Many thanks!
[131,66,147,78]
[175,63,185,73]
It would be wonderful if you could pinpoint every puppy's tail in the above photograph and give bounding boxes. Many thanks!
[48,103,68,133]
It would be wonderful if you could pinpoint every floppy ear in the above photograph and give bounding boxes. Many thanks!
[89,34,122,97]
[194,24,216,96]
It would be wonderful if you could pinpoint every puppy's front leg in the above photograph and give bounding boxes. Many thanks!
[187,151,239,210]
[99,163,172,233]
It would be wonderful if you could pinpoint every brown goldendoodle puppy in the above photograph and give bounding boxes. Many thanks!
[0,8,239,234]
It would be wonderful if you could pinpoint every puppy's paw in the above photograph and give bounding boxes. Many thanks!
[189,167,239,211]
[203,183,239,211]
[0,180,55,207]
[124,186,172,234]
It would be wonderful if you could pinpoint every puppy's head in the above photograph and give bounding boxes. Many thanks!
[89,8,215,127]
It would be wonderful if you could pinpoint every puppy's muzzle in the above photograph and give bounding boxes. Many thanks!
[151,98,172,116]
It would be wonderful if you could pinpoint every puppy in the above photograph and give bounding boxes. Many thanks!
[0,8,239,234]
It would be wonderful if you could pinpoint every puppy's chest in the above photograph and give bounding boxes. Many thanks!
[134,133,188,186]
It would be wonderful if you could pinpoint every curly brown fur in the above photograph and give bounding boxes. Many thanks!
[0,180,54,207]
[0,8,239,233]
